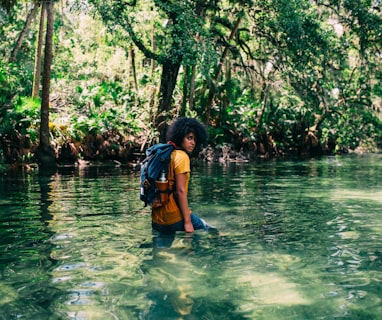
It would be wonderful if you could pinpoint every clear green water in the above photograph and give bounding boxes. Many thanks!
[0,154,381,320]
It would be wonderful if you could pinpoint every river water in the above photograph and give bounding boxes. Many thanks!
[0,154,381,319]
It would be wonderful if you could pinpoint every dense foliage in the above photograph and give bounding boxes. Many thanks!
[0,0,381,165]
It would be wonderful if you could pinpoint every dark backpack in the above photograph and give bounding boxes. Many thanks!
[139,143,175,207]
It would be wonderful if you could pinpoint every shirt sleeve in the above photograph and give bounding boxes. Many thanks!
[173,150,190,175]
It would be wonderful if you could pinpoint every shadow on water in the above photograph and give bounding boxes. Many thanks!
[138,231,249,320]
[0,154,381,319]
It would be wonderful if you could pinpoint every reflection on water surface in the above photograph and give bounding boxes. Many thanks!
[0,154,381,319]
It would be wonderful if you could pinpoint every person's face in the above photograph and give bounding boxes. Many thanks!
[181,132,196,154]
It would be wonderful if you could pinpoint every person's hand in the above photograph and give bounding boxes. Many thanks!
[184,222,194,233]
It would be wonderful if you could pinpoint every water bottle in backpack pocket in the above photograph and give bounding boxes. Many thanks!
[152,170,169,208]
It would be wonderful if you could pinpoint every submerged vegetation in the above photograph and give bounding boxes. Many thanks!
[0,0,381,166]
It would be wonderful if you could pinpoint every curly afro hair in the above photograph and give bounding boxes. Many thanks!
[166,117,208,153]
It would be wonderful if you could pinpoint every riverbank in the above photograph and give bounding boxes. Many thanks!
[4,126,381,171]
[1,144,380,176]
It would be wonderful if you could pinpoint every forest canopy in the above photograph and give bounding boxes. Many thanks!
[0,0,381,165]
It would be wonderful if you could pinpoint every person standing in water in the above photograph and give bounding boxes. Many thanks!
[151,117,217,234]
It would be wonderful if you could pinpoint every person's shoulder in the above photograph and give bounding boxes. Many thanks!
[172,149,189,163]
[172,149,190,172]
[172,149,188,157]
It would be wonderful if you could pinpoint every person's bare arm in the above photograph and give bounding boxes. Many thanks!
[175,172,194,233]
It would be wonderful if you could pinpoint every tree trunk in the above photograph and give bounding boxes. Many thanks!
[151,23,157,77]
[9,1,39,62]
[189,65,196,111]
[32,2,45,98]
[130,46,138,95]
[156,60,182,142]
[204,16,242,124]
[181,66,190,117]
[36,0,56,168]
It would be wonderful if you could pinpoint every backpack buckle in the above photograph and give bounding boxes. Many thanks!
[143,179,151,189]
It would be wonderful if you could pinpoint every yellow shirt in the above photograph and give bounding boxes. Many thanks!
[152,149,191,225]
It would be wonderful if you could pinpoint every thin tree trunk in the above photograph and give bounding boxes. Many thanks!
[181,66,190,117]
[220,59,231,121]
[149,24,158,125]
[256,81,270,126]
[37,0,56,168]
[127,44,139,101]
[189,65,196,110]
[256,66,276,127]
[126,45,132,90]
[151,24,157,77]
[204,16,242,124]
[32,2,45,98]
[9,1,39,62]
[156,60,182,142]
[130,46,138,94]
